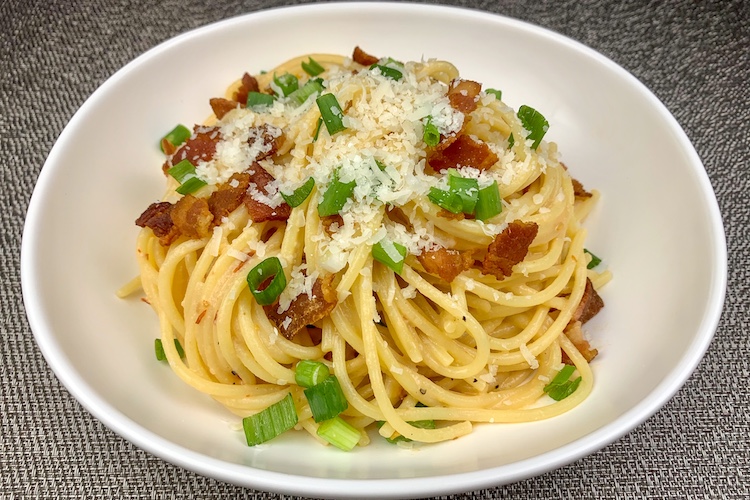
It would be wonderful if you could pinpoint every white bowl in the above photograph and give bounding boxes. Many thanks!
[21,3,726,498]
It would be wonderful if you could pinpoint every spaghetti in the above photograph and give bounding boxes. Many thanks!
[122,48,611,447]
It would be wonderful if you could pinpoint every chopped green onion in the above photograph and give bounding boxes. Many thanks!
[517,105,549,150]
[295,360,330,388]
[287,78,325,106]
[448,169,480,214]
[272,72,299,97]
[318,170,356,216]
[543,365,581,401]
[246,257,286,306]
[317,416,360,451]
[301,57,325,77]
[428,187,463,214]
[475,180,502,221]
[485,88,502,100]
[584,249,602,269]
[242,393,298,446]
[370,63,403,80]
[304,375,348,422]
[423,116,440,147]
[167,159,207,195]
[508,133,515,148]
[280,177,315,208]
[160,124,191,152]
[372,239,408,274]
[375,159,387,171]
[247,91,276,111]
[154,338,184,361]
[316,93,347,135]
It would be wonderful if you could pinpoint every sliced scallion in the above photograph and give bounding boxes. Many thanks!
[160,124,191,152]
[317,170,356,217]
[475,180,502,221]
[154,338,184,361]
[508,133,515,148]
[301,57,325,77]
[448,170,480,214]
[287,78,325,106]
[423,116,440,147]
[517,105,549,150]
[304,375,348,422]
[584,249,602,269]
[167,159,207,195]
[485,88,502,100]
[295,360,330,388]
[370,63,402,81]
[316,93,347,135]
[242,393,298,446]
[246,257,286,306]
[372,239,408,274]
[272,72,299,97]
[543,365,581,401]
[280,177,315,208]
[317,416,360,451]
[428,187,463,214]
[247,91,276,111]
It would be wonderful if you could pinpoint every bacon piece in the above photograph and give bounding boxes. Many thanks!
[208,172,251,222]
[385,206,412,231]
[571,178,593,199]
[562,320,598,363]
[242,164,291,223]
[209,97,239,120]
[427,134,498,172]
[352,46,379,66]
[482,220,539,279]
[171,194,213,239]
[321,214,344,235]
[573,278,604,324]
[418,247,475,283]
[437,208,465,221]
[249,123,284,161]
[447,79,481,114]
[135,201,179,245]
[265,276,338,339]
[233,72,260,105]
[164,126,221,173]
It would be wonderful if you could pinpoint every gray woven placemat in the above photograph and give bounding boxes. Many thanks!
[2,0,748,498]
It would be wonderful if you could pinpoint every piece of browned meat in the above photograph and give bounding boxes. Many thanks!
[265,276,338,339]
[447,79,481,114]
[417,247,475,282]
[428,134,498,172]
[352,46,379,66]
[482,220,539,279]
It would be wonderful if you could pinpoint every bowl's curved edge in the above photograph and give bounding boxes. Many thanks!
[20,2,728,498]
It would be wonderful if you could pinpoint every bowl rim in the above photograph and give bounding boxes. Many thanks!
[21,2,728,497]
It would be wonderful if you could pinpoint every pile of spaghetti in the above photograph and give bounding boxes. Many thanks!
[122,47,611,449]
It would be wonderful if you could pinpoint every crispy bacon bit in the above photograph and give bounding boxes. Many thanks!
[352,46,379,66]
[572,178,593,199]
[418,247,475,283]
[233,72,260,105]
[482,220,539,279]
[265,276,338,339]
[427,134,498,172]
[135,201,179,245]
[171,194,213,239]
[447,79,482,114]
[385,206,412,230]
[251,123,284,161]
[209,97,239,120]
[573,278,604,324]
[242,164,291,223]
[208,172,251,223]
[164,126,221,173]
[437,208,466,221]
[562,320,598,363]
[321,214,344,235]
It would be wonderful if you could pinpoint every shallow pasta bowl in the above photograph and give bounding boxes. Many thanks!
[21,2,726,498]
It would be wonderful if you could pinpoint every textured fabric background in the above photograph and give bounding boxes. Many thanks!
[1,0,748,498]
